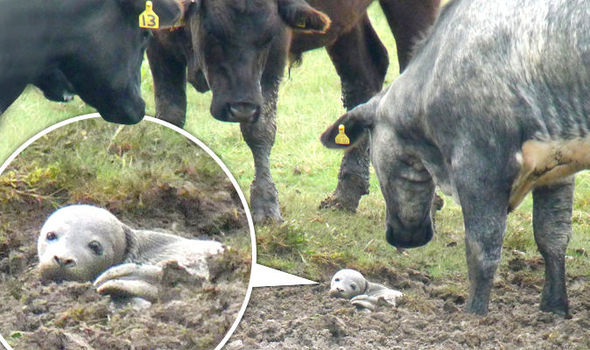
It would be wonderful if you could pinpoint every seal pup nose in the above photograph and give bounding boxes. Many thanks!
[329,287,341,297]
[54,255,76,268]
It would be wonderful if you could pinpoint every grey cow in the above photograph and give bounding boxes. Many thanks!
[322,0,590,316]
[0,0,183,123]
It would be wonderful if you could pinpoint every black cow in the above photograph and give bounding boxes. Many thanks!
[322,0,590,316]
[0,0,183,124]
[147,0,440,222]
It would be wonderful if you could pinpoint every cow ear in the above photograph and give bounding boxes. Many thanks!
[321,98,378,149]
[123,0,185,28]
[277,0,331,33]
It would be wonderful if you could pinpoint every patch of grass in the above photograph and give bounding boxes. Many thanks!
[0,118,251,253]
[3,119,227,204]
[0,163,64,206]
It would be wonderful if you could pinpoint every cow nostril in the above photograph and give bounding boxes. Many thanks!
[228,102,258,120]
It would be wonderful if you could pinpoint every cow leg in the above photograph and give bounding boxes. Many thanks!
[0,83,26,114]
[532,176,574,316]
[456,171,510,315]
[240,89,281,223]
[378,0,440,71]
[146,34,188,128]
[320,15,389,211]
[239,45,284,223]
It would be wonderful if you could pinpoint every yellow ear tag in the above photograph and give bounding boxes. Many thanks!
[139,1,160,29]
[335,124,350,145]
[296,17,306,29]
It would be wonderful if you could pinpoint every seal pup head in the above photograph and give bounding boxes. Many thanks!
[330,268,368,299]
[37,205,130,282]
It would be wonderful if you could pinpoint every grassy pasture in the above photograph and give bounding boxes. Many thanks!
[1,2,589,295]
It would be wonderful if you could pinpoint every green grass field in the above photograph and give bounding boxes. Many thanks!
[1,3,588,285]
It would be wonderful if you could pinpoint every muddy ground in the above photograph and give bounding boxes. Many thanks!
[0,171,251,350]
[228,260,589,349]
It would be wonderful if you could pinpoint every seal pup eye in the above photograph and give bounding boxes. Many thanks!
[88,241,103,256]
[350,284,356,290]
[46,232,57,241]
[334,278,340,282]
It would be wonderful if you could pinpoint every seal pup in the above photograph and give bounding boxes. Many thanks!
[37,204,224,303]
[330,268,403,311]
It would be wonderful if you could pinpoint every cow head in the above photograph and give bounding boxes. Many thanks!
[58,0,184,124]
[321,92,435,249]
[186,0,330,123]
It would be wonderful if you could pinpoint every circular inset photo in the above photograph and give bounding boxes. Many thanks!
[0,114,254,350]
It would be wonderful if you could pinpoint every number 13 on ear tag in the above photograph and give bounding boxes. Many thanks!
[139,1,159,29]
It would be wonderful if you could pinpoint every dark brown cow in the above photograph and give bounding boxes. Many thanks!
[147,0,440,222]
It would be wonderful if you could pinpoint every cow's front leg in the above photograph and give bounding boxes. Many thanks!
[146,32,188,128]
[321,15,388,211]
[0,83,26,114]
[532,176,574,316]
[457,175,510,315]
[378,0,441,71]
[240,88,281,224]
[320,135,371,211]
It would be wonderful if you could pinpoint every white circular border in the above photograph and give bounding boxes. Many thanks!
[0,113,256,350]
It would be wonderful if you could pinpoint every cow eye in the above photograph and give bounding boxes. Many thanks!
[88,241,103,256]
[46,232,57,241]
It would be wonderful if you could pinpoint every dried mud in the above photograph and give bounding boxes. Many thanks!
[0,182,251,350]
[229,260,589,349]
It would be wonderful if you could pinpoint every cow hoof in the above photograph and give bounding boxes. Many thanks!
[540,300,570,318]
[319,194,358,212]
[251,205,283,224]
[464,299,489,316]
[319,173,369,212]
[155,111,186,128]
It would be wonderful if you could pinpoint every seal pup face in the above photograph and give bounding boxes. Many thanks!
[37,205,129,282]
[330,269,367,299]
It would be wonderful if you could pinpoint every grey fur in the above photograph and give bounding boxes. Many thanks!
[37,205,224,302]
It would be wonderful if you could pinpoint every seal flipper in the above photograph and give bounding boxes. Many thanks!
[96,278,160,303]
[350,295,379,311]
[94,263,163,302]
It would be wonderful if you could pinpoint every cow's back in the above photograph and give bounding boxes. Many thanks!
[391,0,590,208]
[405,0,590,142]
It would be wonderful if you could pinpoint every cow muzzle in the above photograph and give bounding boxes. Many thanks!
[386,219,433,248]
[223,102,260,123]
[100,97,145,125]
